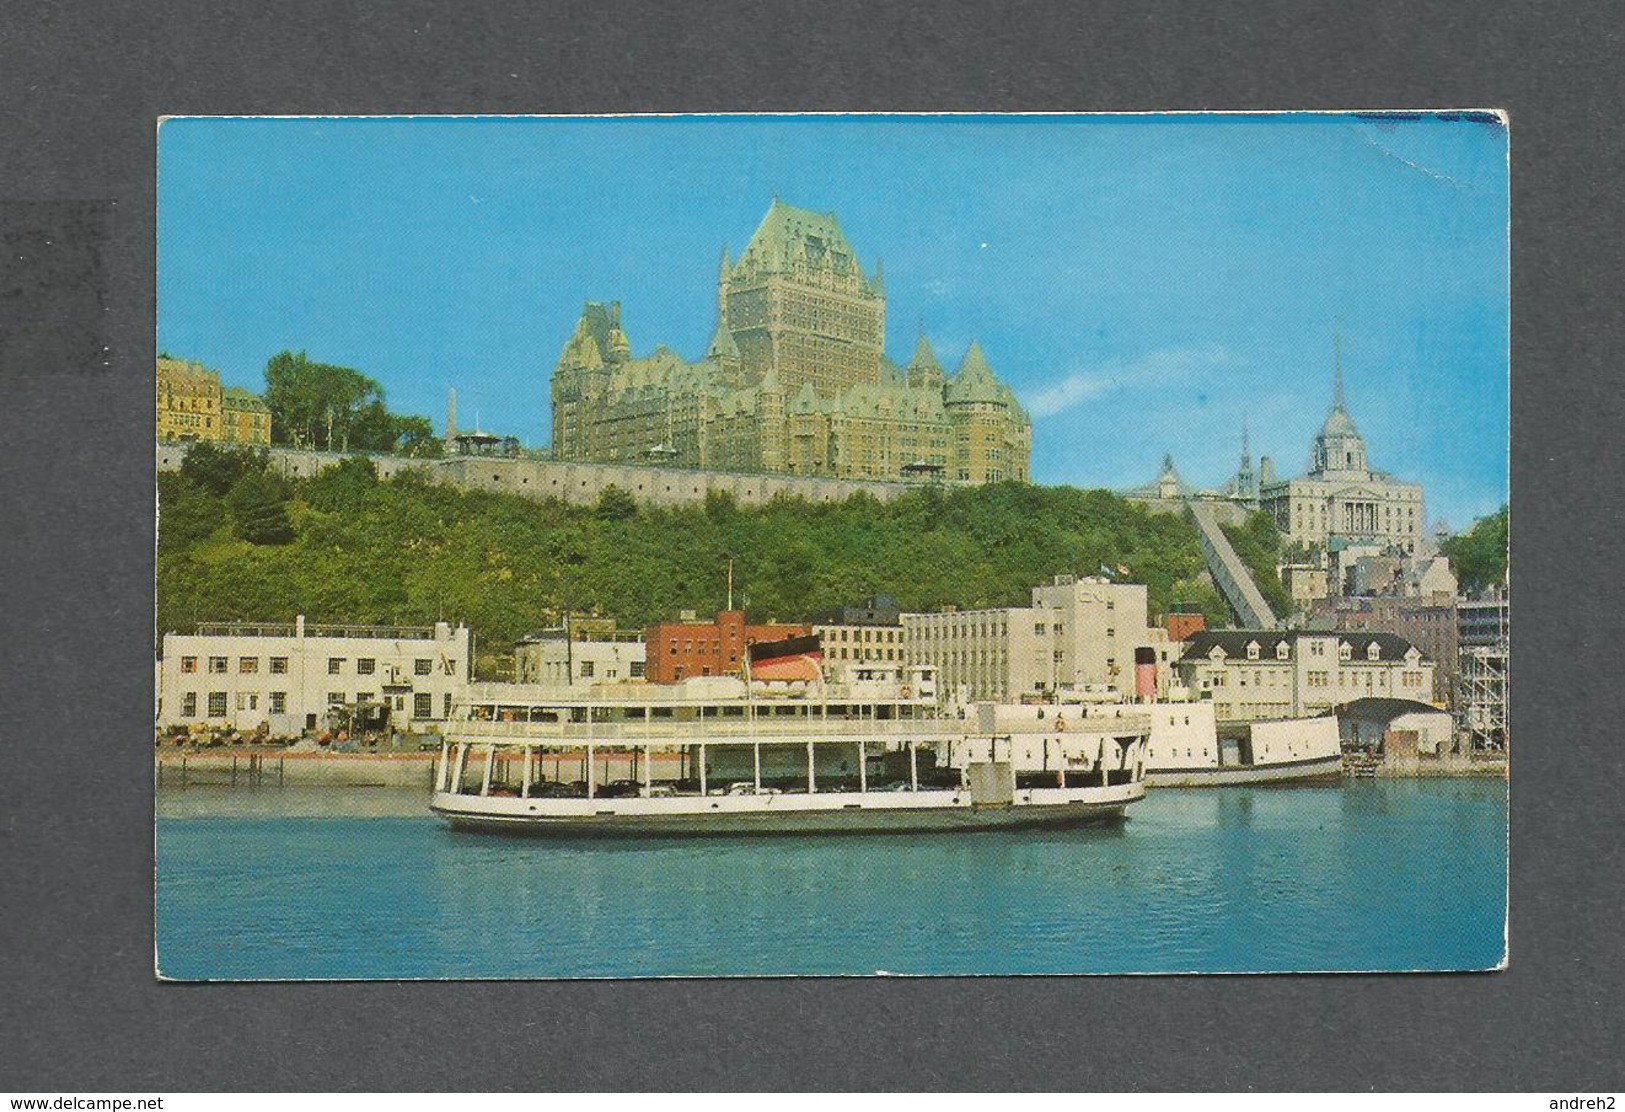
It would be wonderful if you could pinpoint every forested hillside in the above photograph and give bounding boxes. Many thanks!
[157,446,1235,673]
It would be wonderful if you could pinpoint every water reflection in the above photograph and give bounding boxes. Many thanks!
[156,780,1508,978]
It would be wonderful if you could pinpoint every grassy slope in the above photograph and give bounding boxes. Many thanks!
[157,467,1230,669]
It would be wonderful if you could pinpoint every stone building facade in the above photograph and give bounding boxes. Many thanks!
[813,596,907,669]
[550,199,1031,485]
[1328,596,1458,706]
[157,358,271,446]
[1174,629,1434,722]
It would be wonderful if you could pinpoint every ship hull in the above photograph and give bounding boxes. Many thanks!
[1144,753,1344,787]
[430,786,1142,837]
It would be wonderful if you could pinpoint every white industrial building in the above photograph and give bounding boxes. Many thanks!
[157,616,471,735]
[900,575,1175,703]
[514,627,647,686]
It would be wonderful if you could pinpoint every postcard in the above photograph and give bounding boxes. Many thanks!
[154,113,1508,979]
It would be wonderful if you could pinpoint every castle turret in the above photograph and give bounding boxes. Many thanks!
[707,247,743,383]
[906,334,944,390]
[944,342,1006,408]
[604,302,631,364]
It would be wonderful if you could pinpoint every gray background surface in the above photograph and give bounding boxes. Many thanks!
[0,0,1617,1091]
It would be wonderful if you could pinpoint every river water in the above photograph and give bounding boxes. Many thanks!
[155,779,1507,979]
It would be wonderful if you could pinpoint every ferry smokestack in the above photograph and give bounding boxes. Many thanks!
[1134,646,1157,703]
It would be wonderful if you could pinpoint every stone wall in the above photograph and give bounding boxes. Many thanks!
[157,441,912,509]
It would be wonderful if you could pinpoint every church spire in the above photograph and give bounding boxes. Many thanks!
[1240,420,1251,467]
[1333,326,1347,411]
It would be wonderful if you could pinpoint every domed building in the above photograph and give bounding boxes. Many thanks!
[549,199,1031,485]
[1258,349,1426,556]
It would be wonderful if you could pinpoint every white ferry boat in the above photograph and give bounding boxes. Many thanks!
[430,669,1149,836]
[969,693,1342,788]
[1141,701,1342,786]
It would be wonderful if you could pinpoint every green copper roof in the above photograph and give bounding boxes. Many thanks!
[907,335,942,373]
[1320,403,1361,440]
[222,387,269,411]
[559,326,605,371]
[706,319,739,362]
[737,198,867,283]
[945,341,1006,406]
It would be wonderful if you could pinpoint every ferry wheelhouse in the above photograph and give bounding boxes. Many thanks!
[430,670,1149,836]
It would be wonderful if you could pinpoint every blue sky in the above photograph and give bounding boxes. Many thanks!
[158,113,1508,528]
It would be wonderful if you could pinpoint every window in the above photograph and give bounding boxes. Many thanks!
[414,692,432,719]
[630,660,646,678]
[180,656,198,674]
[270,657,289,674]
[239,657,259,674]
[356,658,376,675]
[579,660,595,678]
[207,691,227,717]
[208,656,228,674]
[1339,643,1352,661]
[443,693,453,718]
[328,692,345,706]
[1034,623,1047,635]
[270,692,287,713]
[414,658,433,676]
[328,657,344,674]
[181,692,197,717]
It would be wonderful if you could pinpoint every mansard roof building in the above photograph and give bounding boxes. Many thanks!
[549,199,1031,485]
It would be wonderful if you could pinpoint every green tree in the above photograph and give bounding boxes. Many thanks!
[595,485,638,522]
[157,472,226,553]
[228,470,295,545]
[304,455,380,514]
[703,489,738,522]
[179,441,267,497]
[393,415,444,457]
[263,350,385,451]
[1220,511,1292,618]
[1441,505,1508,593]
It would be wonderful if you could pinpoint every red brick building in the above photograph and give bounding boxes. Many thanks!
[643,610,811,683]
[1165,612,1208,643]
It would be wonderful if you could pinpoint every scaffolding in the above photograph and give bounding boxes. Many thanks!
[1457,646,1508,753]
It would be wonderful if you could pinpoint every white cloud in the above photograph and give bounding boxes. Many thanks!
[1022,345,1235,420]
